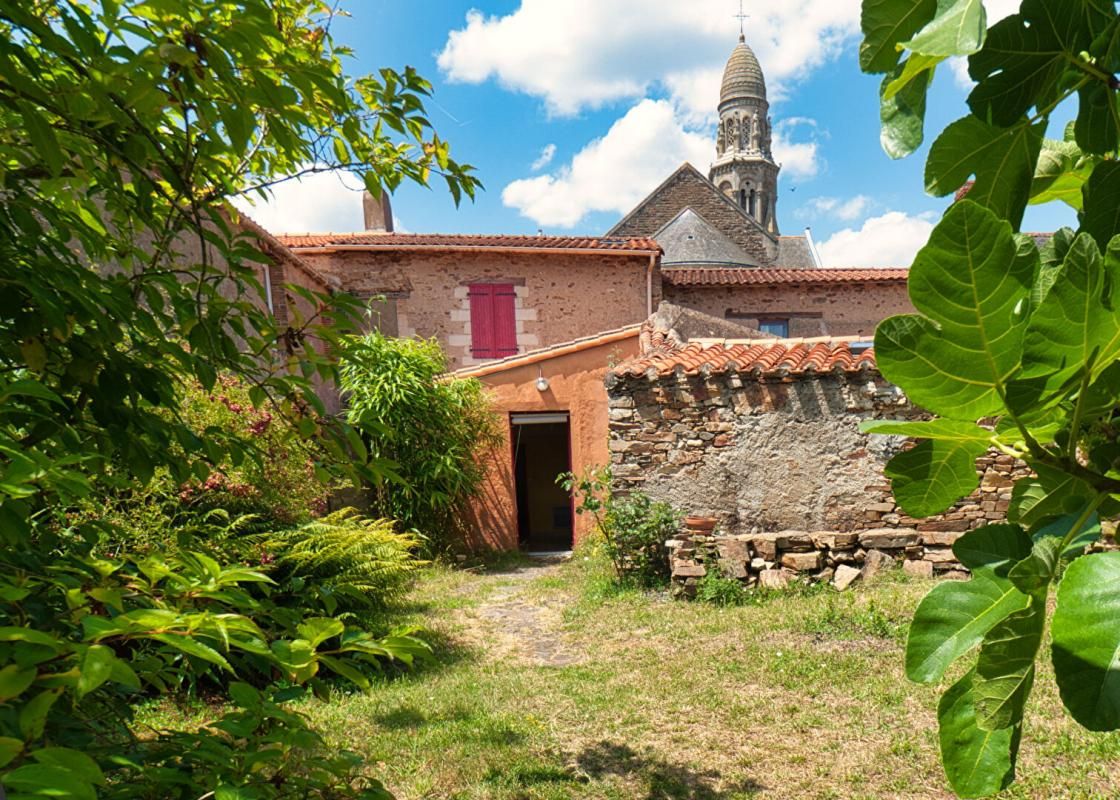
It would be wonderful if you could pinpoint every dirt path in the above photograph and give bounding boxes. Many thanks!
[456,558,582,667]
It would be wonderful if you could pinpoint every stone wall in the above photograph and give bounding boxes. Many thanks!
[662,281,913,340]
[605,369,1030,581]
[302,249,657,370]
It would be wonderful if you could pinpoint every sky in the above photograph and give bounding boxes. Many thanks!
[241,0,1079,268]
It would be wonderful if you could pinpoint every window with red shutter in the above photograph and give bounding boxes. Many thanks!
[468,283,518,359]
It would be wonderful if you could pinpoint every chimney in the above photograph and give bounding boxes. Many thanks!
[362,190,393,232]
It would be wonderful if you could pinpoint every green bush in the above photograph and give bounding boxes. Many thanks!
[562,468,681,588]
[694,571,752,607]
[339,331,502,549]
[260,508,427,613]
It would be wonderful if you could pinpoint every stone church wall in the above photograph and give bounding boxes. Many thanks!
[605,370,1027,589]
[662,281,914,339]
[301,249,659,370]
[609,167,777,264]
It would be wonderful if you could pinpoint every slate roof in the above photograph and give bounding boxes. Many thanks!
[656,208,759,267]
[775,235,817,268]
[276,232,661,254]
[612,337,877,379]
[661,267,909,286]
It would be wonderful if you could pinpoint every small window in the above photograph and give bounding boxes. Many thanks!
[468,283,518,359]
[758,318,789,338]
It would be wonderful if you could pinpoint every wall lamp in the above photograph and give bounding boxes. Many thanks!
[536,366,550,393]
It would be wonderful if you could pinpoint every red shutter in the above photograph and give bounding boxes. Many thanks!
[468,284,495,358]
[468,283,517,359]
[493,285,518,356]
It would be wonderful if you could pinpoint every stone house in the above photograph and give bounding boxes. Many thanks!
[278,225,661,371]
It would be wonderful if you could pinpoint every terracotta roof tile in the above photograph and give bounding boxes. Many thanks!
[662,267,909,286]
[448,324,642,379]
[276,232,662,253]
[611,337,876,380]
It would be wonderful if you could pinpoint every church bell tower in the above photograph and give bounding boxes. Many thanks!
[710,33,780,235]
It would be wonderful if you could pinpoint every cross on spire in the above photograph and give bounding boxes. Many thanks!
[735,0,749,42]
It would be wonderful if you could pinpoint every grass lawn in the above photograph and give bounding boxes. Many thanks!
[292,551,1120,799]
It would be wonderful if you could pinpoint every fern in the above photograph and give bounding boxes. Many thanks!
[262,508,426,608]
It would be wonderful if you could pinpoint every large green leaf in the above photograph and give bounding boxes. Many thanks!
[880,60,935,159]
[860,0,939,73]
[906,566,1031,683]
[874,201,1036,419]
[1079,161,1120,251]
[1051,551,1120,730]
[1020,233,1120,395]
[973,599,1045,731]
[967,0,1110,127]
[0,664,36,702]
[1030,137,1094,210]
[952,524,1034,574]
[904,0,987,56]
[925,116,1045,229]
[1008,463,1098,529]
[938,670,1021,798]
[862,419,995,516]
[1007,536,1063,595]
[76,644,117,699]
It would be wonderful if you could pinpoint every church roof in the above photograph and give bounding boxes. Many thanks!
[721,36,767,105]
[656,208,759,267]
[776,236,818,268]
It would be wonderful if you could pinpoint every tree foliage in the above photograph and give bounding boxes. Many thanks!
[0,1,478,796]
[338,331,502,550]
[860,1,1120,795]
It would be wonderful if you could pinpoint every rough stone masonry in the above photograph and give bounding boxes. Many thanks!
[604,366,1031,594]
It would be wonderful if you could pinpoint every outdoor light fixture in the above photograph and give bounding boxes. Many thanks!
[536,367,550,392]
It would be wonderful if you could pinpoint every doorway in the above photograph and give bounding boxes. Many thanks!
[512,413,573,552]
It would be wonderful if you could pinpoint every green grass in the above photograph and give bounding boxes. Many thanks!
[147,553,1120,798]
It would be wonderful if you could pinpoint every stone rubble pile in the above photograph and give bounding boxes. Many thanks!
[667,523,969,598]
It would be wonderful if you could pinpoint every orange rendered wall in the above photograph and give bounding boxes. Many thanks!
[462,333,641,551]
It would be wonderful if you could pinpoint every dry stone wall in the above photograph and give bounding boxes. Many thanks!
[604,369,1031,590]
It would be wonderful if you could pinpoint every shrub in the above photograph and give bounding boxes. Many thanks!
[260,508,427,612]
[562,467,681,588]
[339,331,502,549]
[695,571,752,607]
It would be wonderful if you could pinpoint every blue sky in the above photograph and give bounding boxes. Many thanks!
[246,0,1078,267]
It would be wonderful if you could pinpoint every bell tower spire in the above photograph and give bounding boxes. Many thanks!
[710,24,781,235]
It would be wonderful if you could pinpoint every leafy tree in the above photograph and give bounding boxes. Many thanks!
[338,331,502,550]
[859,1,1120,796]
[0,1,477,796]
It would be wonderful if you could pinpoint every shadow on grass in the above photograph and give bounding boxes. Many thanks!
[575,740,765,799]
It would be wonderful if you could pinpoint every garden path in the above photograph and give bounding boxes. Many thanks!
[457,558,581,668]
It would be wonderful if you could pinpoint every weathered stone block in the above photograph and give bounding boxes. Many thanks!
[719,559,748,580]
[833,564,861,591]
[781,551,823,572]
[903,559,934,579]
[759,568,794,590]
[862,549,894,581]
[812,531,859,550]
[858,529,919,550]
[921,530,963,547]
[775,531,814,552]
[749,534,778,561]
[917,518,971,532]
[716,538,749,562]
[672,562,707,578]
[922,547,958,564]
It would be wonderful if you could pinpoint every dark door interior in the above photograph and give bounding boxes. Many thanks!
[512,415,573,552]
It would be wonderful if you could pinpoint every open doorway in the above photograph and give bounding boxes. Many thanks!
[511,413,573,552]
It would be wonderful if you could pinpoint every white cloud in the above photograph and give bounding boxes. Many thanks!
[772,119,822,180]
[234,169,365,234]
[501,99,711,228]
[817,211,937,267]
[804,195,872,222]
[531,143,557,171]
[438,0,862,119]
